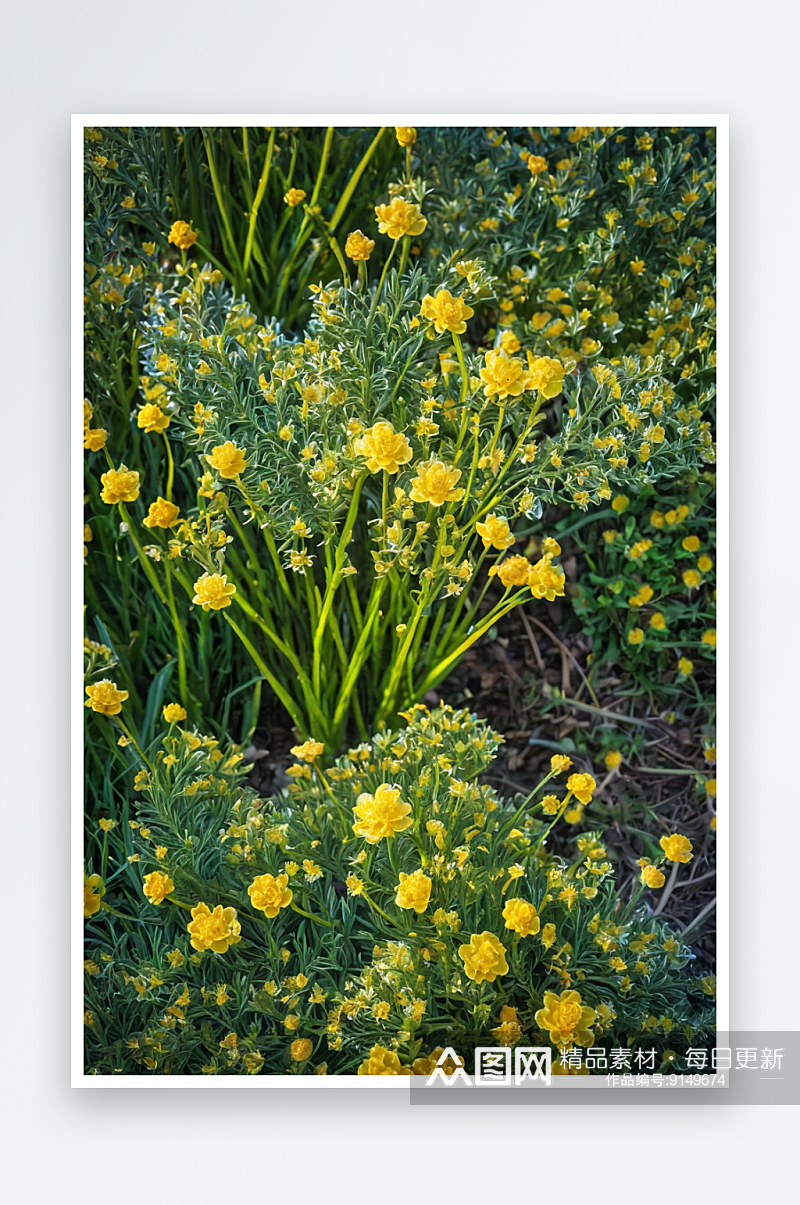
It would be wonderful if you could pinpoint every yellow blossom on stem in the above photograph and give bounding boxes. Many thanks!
[566,773,596,804]
[458,932,509,983]
[527,154,548,176]
[475,514,515,551]
[345,230,375,261]
[207,442,247,479]
[187,902,242,953]
[395,868,433,913]
[85,679,129,716]
[550,754,572,774]
[419,289,474,335]
[479,349,527,401]
[143,497,180,529]
[137,403,170,434]
[535,989,596,1047]
[168,220,198,250]
[248,873,293,918]
[492,1004,523,1045]
[84,428,108,451]
[374,198,427,240]
[409,460,464,506]
[358,1045,413,1075]
[284,188,307,207]
[291,740,325,761]
[640,864,666,889]
[83,873,105,917]
[489,554,533,588]
[395,126,417,147]
[192,572,237,611]
[100,465,140,505]
[605,750,623,769]
[162,702,187,722]
[660,833,694,863]
[354,422,413,474]
[143,871,175,905]
[502,897,540,937]
[525,354,566,398]
[290,1038,313,1062]
[527,554,566,601]
[352,784,412,844]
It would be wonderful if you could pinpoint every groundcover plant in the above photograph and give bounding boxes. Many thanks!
[83,124,717,1075]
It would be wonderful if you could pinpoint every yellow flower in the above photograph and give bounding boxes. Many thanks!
[628,627,644,644]
[641,864,666,889]
[678,657,694,675]
[143,871,175,905]
[192,572,237,611]
[409,460,464,506]
[605,750,622,769]
[345,873,364,896]
[502,897,540,937]
[291,739,325,761]
[660,833,694,863]
[682,535,701,552]
[527,554,566,601]
[702,629,717,647]
[395,868,433,913]
[480,349,527,401]
[345,230,375,261]
[84,427,108,451]
[187,902,242,953]
[358,1045,413,1075]
[611,494,629,513]
[459,932,508,983]
[137,403,170,434]
[162,702,187,723]
[395,126,417,147]
[290,1038,313,1062]
[354,421,413,474]
[535,989,596,1047]
[527,154,548,176]
[550,754,572,774]
[284,188,307,207]
[143,497,180,529]
[100,465,140,505]
[649,612,667,630]
[419,289,474,335]
[525,354,566,399]
[83,872,105,917]
[374,197,427,240]
[566,772,596,804]
[489,554,533,589]
[352,784,412,844]
[697,555,713,573]
[168,220,198,250]
[630,259,646,275]
[475,514,515,551]
[248,873,293,918]
[683,569,702,589]
[207,442,247,479]
[85,679,129,716]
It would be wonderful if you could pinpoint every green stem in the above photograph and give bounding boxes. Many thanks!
[243,128,275,280]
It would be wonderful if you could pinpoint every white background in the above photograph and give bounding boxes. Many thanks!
[3,0,797,1198]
